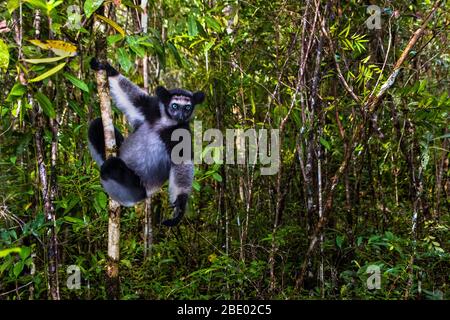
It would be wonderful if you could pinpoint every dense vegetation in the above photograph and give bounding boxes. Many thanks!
[0,0,448,300]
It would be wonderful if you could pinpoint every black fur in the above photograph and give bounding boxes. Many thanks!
[90,58,119,77]
[88,118,124,160]
[163,194,188,226]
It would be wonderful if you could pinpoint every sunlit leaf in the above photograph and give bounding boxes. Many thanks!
[29,62,66,83]
[0,39,9,72]
[24,54,70,64]
[7,0,20,14]
[24,0,47,11]
[29,40,77,57]
[95,14,126,36]
[0,247,21,258]
[6,83,27,102]
[84,0,104,19]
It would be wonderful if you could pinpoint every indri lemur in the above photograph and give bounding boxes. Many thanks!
[88,58,205,226]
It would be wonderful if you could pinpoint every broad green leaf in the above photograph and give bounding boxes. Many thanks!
[212,172,222,182]
[117,47,132,73]
[19,247,31,260]
[47,0,63,12]
[96,192,107,209]
[188,15,198,37]
[204,16,222,33]
[0,247,21,258]
[7,0,20,14]
[107,34,124,46]
[24,0,47,11]
[319,137,331,151]
[0,39,9,72]
[6,83,27,102]
[24,54,70,64]
[13,261,24,277]
[29,62,66,83]
[95,14,125,36]
[84,0,105,19]
[35,91,56,118]
[126,37,145,57]
[63,72,89,92]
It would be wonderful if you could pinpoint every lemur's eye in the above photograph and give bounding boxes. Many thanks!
[184,105,192,111]
[171,103,179,110]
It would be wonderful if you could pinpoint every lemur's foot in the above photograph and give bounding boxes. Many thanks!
[90,58,119,76]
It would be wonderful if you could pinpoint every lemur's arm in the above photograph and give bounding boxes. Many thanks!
[163,162,194,226]
[91,58,148,128]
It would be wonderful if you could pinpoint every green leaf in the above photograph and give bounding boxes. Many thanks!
[0,39,9,72]
[35,92,56,118]
[167,42,182,67]
[63,72,89,92]
[212,172,223,182]
[64,216,85,225]
[68,100,85,117]
[84,0,104,19]
[6,83,27,102]
[96,192,107,209]
[95,14,126,36]
[24,0,47,12]
[107,34,124,46]
[19,247,31,260]
[192,180,201,192]
[188,15,198,37]
[204,16,222,33]
[336,235,344,249]
[24,54,70,64]
[320,137,331,151]
[7,0,20,14]
[117,47,132,73]
[0,247,21,258]
[29,62,66,83]
[13,261,24,277]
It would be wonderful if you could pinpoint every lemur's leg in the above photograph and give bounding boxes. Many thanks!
[163,162,194,226]
[90,58,151,128]
[87,117,124,166]
[100,157,146,207]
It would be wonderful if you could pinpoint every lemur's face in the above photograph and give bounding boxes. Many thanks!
[156,86,205,123]
[167,95,195,122]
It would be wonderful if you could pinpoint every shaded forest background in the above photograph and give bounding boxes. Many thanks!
[0,0,449,299]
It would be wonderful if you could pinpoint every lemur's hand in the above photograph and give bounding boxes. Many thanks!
[90,58,119,77]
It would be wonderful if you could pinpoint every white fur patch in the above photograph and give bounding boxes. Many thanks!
[109,76,145,125]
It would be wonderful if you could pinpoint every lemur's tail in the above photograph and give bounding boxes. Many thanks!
[87,117,124,166]
[162,194,188,227]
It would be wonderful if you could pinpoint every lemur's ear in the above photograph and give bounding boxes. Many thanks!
[156,86,171,104]
[193,91,205,105]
